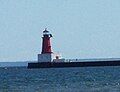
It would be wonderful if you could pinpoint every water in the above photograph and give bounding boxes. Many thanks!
[1,67,120,92]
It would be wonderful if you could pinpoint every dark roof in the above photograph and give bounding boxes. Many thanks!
[43,28,49,33]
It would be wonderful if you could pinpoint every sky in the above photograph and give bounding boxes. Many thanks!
[0,0,120,62]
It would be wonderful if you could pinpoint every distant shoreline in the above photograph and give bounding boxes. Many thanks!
[0,62,29,67]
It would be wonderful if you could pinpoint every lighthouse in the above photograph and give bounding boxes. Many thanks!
[41,28,52,54]
[38,28,54,62]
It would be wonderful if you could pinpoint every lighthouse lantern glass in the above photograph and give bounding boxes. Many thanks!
[43,30,50,36]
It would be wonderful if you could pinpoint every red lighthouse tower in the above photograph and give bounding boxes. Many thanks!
[38,28,53,62]
[41,28,52,54]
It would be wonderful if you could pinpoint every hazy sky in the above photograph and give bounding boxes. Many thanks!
[0,0,120,61]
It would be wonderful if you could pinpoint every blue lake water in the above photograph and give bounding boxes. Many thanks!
[1,67,120,92]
